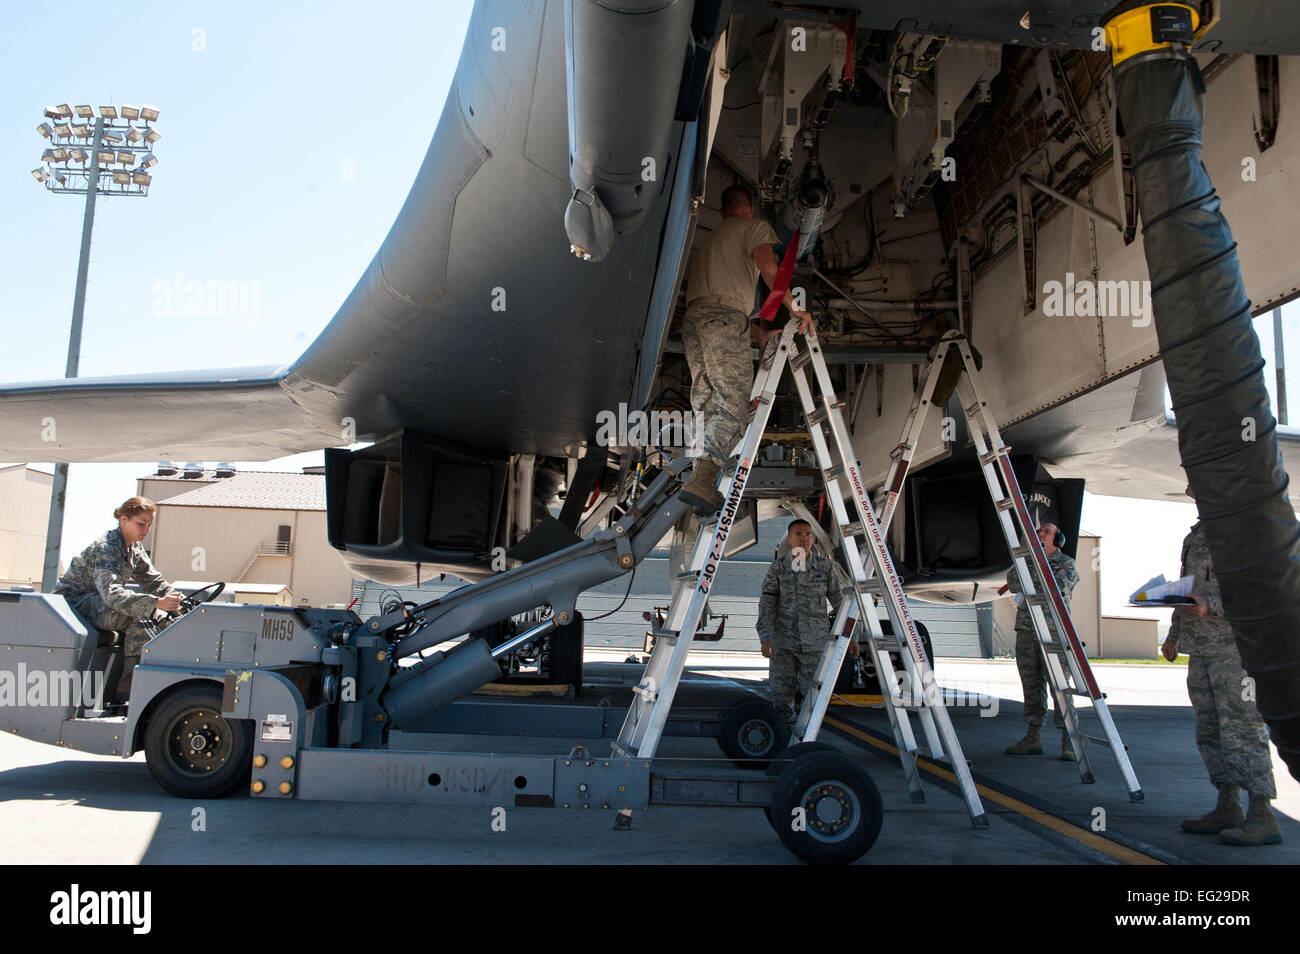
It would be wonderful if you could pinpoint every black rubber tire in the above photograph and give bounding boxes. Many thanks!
[549,612,585,697]
[717,700,790,769]
[769,752,885,864]
[143,683,253,798]
[763,741,840,827]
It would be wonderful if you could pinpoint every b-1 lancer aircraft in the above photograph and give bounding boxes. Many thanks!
[2,0,1298,782]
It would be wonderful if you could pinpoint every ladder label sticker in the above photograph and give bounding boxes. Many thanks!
[699,459,751,594]
[260,715,293,743]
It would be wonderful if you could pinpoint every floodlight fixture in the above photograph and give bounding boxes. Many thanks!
[30,96,163,592]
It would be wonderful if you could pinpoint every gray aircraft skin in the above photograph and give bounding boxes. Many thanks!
[0,2,683,463]
[2,0,1299,541]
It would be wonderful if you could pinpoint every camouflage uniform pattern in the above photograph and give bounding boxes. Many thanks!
[1006,548,1078,728]
[680,302,753,466]
[53,527,171,657]
[758,543,843,725]
[1171,523,1275,797]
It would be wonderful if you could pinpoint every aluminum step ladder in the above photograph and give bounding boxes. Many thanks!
[611,322,989,826]
[881,331,1143,800]
[775,328,987,825]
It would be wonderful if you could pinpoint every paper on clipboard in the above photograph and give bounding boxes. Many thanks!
[1129,574,1195,605]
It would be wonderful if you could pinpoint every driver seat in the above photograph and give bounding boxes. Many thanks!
[78,628,125,714]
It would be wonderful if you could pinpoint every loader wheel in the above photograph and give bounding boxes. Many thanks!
[768,751,884,864]
[717,700,790,769]
[144,683,253,798]
[763,741,840,826]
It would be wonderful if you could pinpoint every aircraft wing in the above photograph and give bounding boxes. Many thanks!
[2,0,692,465]
[0,366,343,463]
[1001,365,1300,508]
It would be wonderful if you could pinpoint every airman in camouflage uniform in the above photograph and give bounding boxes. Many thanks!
[758,521,845,727]
[678,184,814,514]
[1163,520,1280,846]
[1005,522,1079,759]
[54,498,179,700]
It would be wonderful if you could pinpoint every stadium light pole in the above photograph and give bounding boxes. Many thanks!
[33,103,161,591]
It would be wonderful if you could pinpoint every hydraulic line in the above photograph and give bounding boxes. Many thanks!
[1103,1,1300,779]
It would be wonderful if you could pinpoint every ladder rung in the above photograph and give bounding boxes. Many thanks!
[807,406,829,426]
[1011,545,1031,559]
[790,349,811,371]
[995,498,1015,512]
[649,629,680,641]
[841,521,864,537]
[823,464,844,481]
[978,447,1004,465]
[673,571,700,582]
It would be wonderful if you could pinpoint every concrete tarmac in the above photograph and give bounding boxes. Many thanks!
[0,653,1294,865]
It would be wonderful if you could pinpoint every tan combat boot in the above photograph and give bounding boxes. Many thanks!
[1218,793,1283,846]
[1005,726,1043,755]
[1180,785,1245,833]
[679,459,723,514]
[1059,729,1076,761]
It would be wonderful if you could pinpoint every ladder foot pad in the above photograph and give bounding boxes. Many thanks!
[971,814,991,829]
[908,791,926,803]
[1129,789,1145,802]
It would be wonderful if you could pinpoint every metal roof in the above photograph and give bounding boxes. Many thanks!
[156,471,325,512]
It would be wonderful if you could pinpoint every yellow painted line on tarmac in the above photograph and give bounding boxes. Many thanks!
[831,694,883,706]
[824,716,1164,865]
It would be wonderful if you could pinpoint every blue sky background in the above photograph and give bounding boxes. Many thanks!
[0,1,1295,619]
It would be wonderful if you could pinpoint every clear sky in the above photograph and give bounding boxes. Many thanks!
[0,0,476,576]
[1,1,1296,618]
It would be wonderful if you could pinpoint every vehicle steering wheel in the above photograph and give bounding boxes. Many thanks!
[178,581,226,613]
